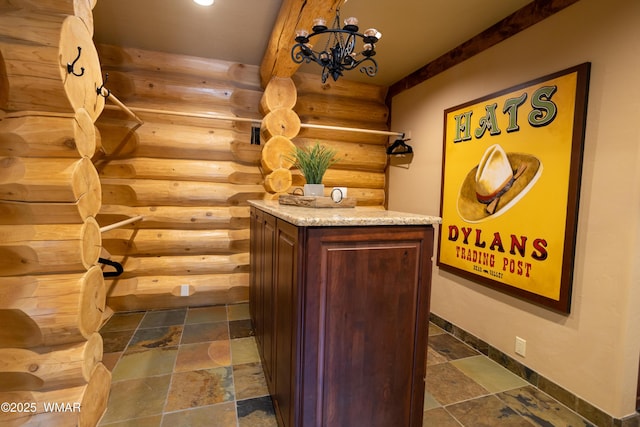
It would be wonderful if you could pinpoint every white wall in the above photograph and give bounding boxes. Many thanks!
[388,0,640,418]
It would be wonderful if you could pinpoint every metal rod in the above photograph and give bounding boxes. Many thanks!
[107,94,144,125]
[104,105,258,123]
[299,122,403,137]
[100,215,144,233]
[103,105,404,138]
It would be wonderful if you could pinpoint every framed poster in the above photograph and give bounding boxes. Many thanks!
[437,63,590,313]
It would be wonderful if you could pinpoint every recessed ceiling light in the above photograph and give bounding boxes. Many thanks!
[194,0,214,5]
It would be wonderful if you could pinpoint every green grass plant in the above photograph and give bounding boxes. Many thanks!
[288,142,338,184]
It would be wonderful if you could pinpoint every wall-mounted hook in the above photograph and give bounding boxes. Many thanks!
[97,73,110,98]
[66,46,85,77]
[386,137,413,155]
[98,257,124,278]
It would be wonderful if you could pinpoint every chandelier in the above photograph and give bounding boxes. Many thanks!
[291,8,382,83]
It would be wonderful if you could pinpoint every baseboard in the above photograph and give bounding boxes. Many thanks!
[429,312,640,427]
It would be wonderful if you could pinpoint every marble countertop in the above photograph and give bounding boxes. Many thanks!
[249,200,441,227]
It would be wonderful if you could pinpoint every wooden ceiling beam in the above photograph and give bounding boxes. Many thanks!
[387,0,582,99]
[259,0,343,88]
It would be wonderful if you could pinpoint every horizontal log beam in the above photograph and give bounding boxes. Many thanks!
[99,158,262,184]
[97,44,261,90]
[108,253,249,278]
[0,110,97,158]
[96,205,249,230]
[95,117,260,164]
[292,72,387,103]
[296,117,390,145]
[0,156,101,208]
[106,274,249,312]
[293,138,387,172]
[290,169,385,190]
[0,363,110,427]
[294,94,388,125]
[0,200,98,225]
[0,266,105,348]
[0,333,102,391]
[100,71,262,119]
[101,228,250,256]
[100,179,265,207]
[0,218,101,276]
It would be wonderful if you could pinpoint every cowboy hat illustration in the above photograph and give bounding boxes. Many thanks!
[457,143,542,223]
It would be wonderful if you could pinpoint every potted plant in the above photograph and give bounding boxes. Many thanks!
[289,142,338,196]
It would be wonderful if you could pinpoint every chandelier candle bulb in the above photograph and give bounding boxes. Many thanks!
[343,16,359,31]
[313,17,327,31]
[364,28,382,42]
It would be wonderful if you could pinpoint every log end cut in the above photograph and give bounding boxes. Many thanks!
[78,265,106,339]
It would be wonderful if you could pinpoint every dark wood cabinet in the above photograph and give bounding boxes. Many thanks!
[250,206,435,427]
[250,207,299,426]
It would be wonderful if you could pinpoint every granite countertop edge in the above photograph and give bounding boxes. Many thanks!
[249,200,442,227]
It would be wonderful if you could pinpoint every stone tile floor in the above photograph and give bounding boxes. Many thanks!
[97,303,595,426]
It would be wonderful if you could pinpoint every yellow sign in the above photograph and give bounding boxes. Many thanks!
[437,63,591,313]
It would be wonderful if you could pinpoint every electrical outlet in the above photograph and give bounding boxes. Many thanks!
[180,284,190,297]
[515,336,526,357]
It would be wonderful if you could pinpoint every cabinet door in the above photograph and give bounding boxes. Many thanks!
[250,209,277,387]
[262,213,277,387]
[249,208,260,344]
[273,219,299,427]
[303,226,433,427]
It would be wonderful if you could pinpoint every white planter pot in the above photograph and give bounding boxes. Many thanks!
[303,183,325,197]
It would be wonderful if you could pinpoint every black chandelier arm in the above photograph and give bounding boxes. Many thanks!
[344,56,377,73]
[340,33,357,57]
[291,43,314,64]
[291,42,378,68]
[291,42,378,83]
[294,28,379,46]
[357,58,378,77]
[291,44,353,67]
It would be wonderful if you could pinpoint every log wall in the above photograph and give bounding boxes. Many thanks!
[95,44,390,312]
[0,1,110,425]
[94,45,259,311]
[0,2,391,424]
